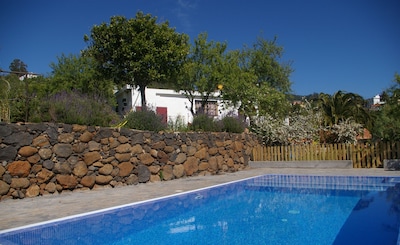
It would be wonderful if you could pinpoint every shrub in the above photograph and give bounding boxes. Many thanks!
[124,110,167,132]
[32,91,120,126]
[325,119,363,144]
[167,115,188,132]
[218,116,246,133]
[190,114,219,132]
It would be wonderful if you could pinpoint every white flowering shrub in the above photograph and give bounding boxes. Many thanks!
[326,119,363,144]
[251,100,363,145]
[251,114,285,145]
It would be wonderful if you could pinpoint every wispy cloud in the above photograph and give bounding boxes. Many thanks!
[173,0,198,33]
[177,0,197,9]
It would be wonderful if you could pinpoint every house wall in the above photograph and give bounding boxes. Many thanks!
[146,88,193,124]
[115,86,238,125]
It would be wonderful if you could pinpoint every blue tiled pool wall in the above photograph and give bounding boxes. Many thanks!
[247,174,400,191]
[1,175,400,245]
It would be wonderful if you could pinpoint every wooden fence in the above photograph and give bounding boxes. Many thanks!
[252,142,400,168]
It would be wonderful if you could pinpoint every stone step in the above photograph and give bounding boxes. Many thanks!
[383,159,400,171]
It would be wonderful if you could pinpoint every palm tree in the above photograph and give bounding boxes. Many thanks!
[318,91,372,129]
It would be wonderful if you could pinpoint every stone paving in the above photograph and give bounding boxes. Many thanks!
[1,167,400,231]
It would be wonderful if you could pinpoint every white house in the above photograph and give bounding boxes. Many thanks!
[372,94,385,105]
[18,73,38,81]
[115,85,238,125]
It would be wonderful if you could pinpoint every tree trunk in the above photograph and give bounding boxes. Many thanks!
[186,91,195,117]
[188,99,195,117]
[139,85,147,111]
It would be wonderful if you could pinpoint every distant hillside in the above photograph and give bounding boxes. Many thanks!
[289,92,319,102]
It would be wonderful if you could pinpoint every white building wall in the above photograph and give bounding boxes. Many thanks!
[115,86,238,125]
[18,73,37,81]
[373,94,381,105]
[145,88,193,124]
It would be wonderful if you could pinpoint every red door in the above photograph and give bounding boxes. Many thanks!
[156,107,168,124]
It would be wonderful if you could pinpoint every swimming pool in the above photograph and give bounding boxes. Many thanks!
[0,174,399,244]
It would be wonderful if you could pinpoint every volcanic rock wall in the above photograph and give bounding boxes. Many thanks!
[0,123,257,200]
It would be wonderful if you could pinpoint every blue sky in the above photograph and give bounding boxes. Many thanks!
[1,0,399,98]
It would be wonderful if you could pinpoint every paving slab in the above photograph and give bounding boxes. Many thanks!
[1,167,400,231]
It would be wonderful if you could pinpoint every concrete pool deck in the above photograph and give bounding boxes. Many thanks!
[1,167,400,231]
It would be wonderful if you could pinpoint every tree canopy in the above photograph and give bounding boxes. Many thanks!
[176,34,293,123]
[176,33,228,116]
[49,53,115,103]
[372,73,400,141]
[84,12,189,111]
[221,36,293,121]
[9,59,28,74]
[245,36,292,93]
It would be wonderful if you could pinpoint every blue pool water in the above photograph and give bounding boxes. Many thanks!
[1,175,399,245]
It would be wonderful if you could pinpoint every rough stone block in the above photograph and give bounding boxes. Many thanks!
[8,161,31,177]
[384,159,400,171]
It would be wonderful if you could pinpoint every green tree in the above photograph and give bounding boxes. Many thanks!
[177,33,228,116]
[0,75,12,122]
[48,53,115,103]
[7,75,51,123]
[24,76,57,122]
[7,59,33,121]
[1,73,26,122]
[246,36,292,93]
[221,36,292,121]
[84,12,189,111]
[372,73,400,141]
[1,59,41,122]
[9,59,28,75]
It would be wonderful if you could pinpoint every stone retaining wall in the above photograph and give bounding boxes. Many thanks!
[0,123,258,201]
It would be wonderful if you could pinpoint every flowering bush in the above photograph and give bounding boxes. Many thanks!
[32,91,120,126]
[326,119,363,144]
[251,100,363,145]
[251,101,322,145]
